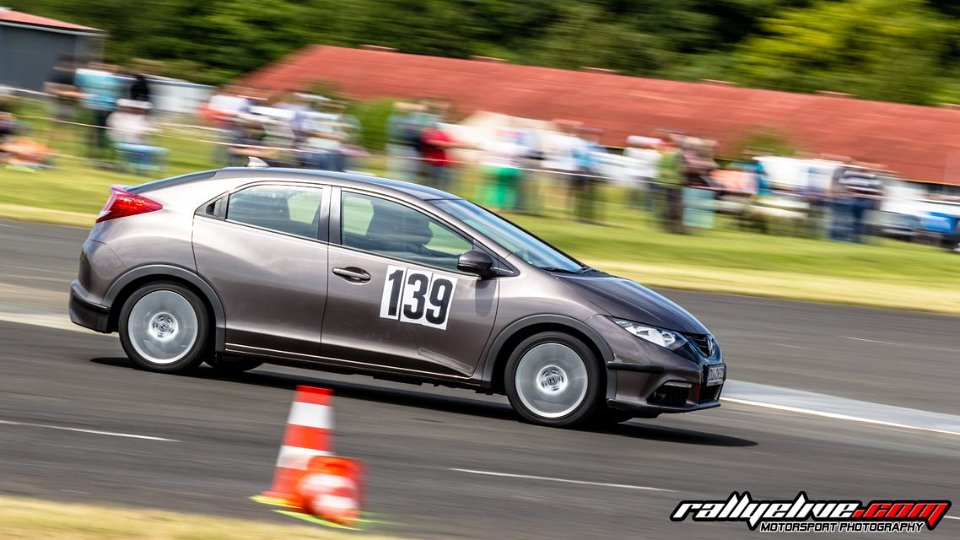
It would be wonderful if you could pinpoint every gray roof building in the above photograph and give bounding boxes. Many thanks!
[0,8,103,91]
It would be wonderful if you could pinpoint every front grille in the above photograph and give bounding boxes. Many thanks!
[688,334,714,357]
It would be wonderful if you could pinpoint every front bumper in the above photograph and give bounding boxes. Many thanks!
[586,315,725,416]
[69,280,111,333]
[606,361,725,415]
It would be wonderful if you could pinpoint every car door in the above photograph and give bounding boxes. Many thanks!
[193,182,329,357]
[320,188,499,378]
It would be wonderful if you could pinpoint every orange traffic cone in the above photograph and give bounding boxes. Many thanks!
[295,455,364,526]
[260,386,333,505]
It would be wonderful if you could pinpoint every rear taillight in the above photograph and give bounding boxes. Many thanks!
[96,186,163,223]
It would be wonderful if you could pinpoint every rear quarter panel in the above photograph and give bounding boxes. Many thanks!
[85,174,245,297]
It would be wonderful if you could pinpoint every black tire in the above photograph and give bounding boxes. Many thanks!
[504,331,604,427]
[207,356,263,375]
[118,281,211,373]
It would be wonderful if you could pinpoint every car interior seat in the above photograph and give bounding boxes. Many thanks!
[365,201,433,255]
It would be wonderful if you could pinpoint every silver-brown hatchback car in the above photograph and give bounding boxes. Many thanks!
[70,167,726,426]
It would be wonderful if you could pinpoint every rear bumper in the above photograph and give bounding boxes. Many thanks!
[69,280,111,333]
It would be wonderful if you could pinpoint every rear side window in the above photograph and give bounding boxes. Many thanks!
[227,185,325,239]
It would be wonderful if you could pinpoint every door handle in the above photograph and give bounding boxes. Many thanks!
[332,267,371,283]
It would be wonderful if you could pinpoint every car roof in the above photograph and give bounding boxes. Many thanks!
[129,167,461,201]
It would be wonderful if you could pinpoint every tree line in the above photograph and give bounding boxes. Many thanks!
[13,0,960,105]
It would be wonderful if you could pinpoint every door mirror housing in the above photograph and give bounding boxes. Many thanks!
[458,250,497,278]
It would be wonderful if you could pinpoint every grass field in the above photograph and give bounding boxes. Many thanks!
[0,496,399,540]
[1,115,957,314]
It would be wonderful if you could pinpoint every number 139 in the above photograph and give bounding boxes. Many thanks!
[379,266,457,330]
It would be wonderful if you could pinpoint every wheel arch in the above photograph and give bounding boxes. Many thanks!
[104,264,226,352]
[480,315,614,394]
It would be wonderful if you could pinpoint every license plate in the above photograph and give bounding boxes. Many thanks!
[706,364,725,386]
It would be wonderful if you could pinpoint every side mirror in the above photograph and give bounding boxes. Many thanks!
[457,250,496,278]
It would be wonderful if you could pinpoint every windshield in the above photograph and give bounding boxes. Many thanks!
[433,199,585,272]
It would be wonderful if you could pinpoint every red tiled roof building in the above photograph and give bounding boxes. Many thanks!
[242,45,960,185]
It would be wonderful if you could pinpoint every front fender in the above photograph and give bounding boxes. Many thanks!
[477,314,616,397]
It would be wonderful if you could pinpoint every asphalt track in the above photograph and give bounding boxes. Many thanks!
[1,219,958,539]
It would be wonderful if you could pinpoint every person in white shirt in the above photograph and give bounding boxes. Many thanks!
[624,135,662,208]
[107,99,167,174]
[300,101,359,172]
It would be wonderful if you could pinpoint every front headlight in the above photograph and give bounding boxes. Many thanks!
[614,319,686,350]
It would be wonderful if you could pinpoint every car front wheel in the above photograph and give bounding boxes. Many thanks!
[118,282,210,373]
[504,331,603,427]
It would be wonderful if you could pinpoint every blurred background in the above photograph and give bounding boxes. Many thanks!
[1,3,959,538]
[0,0,957,312]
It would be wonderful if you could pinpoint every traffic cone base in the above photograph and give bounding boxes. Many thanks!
[295,455,363,526]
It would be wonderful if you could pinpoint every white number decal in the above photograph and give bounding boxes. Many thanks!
[380,265,457,330]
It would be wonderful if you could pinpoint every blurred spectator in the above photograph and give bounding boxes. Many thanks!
[107,99,167,175]
[418,101,459,191]
[301,101,358,172]
[44,56,81,127]
[128,73,152,104]
[228,113,275,166]
[658,138,684,233]
[514,127,543,213]
[571,127,605,223]
[624,135,661,209]
[276,93,311,148]
[0,110,16,140]
[829,165,855,241]
[202,87,253,166]
[203,87,253,125]
[681,137,718,188]
[481,125,528,210]
[836,164,884,242]
[0,111,53,170]
[386,101,424,182]
[679,137,719,230]
[542,120,582,213]
[74,62,121,162]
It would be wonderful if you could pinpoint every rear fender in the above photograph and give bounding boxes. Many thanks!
[104,264,226,352]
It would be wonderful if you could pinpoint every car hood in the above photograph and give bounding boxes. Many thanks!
[557,272,710,334]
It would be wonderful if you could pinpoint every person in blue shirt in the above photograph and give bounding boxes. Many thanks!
[74,62,121,161]
[571,127,605,223]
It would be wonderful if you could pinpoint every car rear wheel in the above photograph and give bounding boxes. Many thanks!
[119,282,210,373]
[504,332,603,427]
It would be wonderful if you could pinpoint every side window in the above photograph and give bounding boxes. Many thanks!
[227,185,324,239]
[341,192,472,270]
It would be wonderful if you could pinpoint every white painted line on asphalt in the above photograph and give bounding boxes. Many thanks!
[945,516,960,521]
[0,274,71,283]
[772,343,811,350]
[0,419,178,442]
[0,312,103,334]
[450,468,675,492]
[841,336,895,344]
[840,336,958,353]
[722,380,960,437]
[720,397,960,436]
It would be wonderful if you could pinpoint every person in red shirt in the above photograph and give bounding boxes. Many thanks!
[418,101,459,191]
